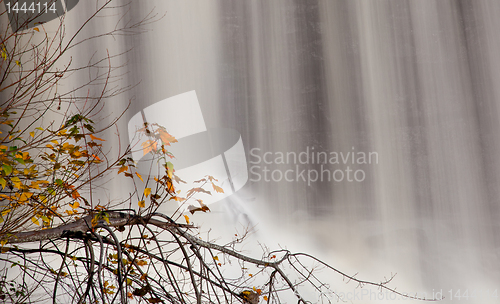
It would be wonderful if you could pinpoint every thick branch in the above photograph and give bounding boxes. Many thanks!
[6,212,192,244]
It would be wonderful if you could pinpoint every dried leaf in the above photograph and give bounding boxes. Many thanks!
[158,129,177,145]
[187,204,210,215]
[212,183,224,194]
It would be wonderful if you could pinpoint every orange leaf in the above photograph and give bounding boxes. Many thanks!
[34,27,40,32]
[183,215,190,224]
[141,140,157,155]
[212,183,224,194]
[138,200,145,208]
[135,172,144,182]
[72,190,80,200]
[89,134,105,141]
[158,129,177,145]
[188,204,210,215]
[118,166,128,174]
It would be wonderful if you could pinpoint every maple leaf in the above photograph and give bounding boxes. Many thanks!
[158,129,177,146]
[141,140,157,156]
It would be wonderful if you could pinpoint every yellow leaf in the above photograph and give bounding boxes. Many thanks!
[138,200,145,208]
[136,260,147,266]
[31,217,40,226]
[19,192,33,202]
[34,27,39,32]
[144,188,151,197]
[135,172,144,182]
[89,134,105,141]
[29,131,35,138]
[184,215,190,224]
[264,296,268,301]
[0,178,5,189]
[15,60,20,66]
[118,166,128,174]
[70,201,79,209]
[1,209,11,217]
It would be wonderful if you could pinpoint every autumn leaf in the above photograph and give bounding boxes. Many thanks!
[253,287,262,295]
[136,260,147,266]
[158,129,177,145]
[1,209,11,217]
[169,196,185,202]
[34,27,39,32]
[69,201,79,209]
[183,215,190,224]
[144,188,151,197]
[132,173,144,183]
[31,217,40,226]
[118,166,128,174]
[212,183,224,194]
[2,165,12,175]
[141,140,157,155]
[29,131,35,138]
[187,204,210,215]
[89,134,105,141]
[213,256,219,261]
[15,60,20,66]
[138,200,145,208]
[0,178,5,190]
[263,296,269,301]
[71,190,81,200]
[185,187,211,197]
[148,298,162,303]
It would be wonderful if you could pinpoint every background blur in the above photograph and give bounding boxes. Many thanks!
[57,0,500,303]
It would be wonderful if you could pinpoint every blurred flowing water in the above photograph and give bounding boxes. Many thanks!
[59,0,500,302]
